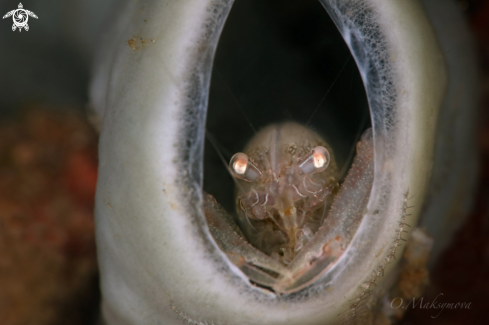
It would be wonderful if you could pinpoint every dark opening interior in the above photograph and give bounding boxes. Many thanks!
[204,0,370,214]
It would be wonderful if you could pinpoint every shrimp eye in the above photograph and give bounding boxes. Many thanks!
[229,152,262,182]
[298,146,330,174]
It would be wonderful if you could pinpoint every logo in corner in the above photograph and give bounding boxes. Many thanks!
[3,3,38,32]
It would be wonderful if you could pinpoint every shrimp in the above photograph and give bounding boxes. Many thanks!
[204,122,374,293]
[229,122,339,264]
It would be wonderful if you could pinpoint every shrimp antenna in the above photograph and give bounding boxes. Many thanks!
[205,130,257,231]
[297,55,352,148]
[335,109,370,182]
[205,130,246,193]
[215,70,257,134]
[304,55,351,130]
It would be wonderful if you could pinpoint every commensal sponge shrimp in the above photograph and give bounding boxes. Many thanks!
[205,122,374,293]
[230,122,339,264]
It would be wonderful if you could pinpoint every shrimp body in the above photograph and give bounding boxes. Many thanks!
[230,122,338,264]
